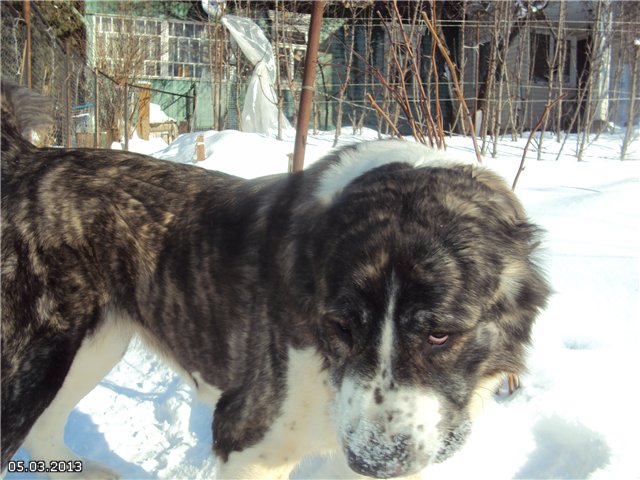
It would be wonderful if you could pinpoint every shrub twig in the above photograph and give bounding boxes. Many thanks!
[512,94,567,190]
[421,10,482,163]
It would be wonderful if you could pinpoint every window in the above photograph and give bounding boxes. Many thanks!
[531,33,550,82]
[531,33,576,86]
[93,14,216,80]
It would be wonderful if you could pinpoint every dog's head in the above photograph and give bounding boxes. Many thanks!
[304,142,550,478]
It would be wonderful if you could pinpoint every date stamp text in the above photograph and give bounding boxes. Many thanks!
[7,460,83,474]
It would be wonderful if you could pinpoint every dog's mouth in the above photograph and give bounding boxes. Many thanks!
[344,439,426,479]
[339,420,437,479]
[339,415,473,478]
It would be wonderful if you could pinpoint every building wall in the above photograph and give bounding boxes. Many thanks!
[461,22,589,132]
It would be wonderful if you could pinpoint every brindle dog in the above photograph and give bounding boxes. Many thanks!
[1,80,549,479]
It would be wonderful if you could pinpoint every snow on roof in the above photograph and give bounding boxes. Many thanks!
[149,103,176,125]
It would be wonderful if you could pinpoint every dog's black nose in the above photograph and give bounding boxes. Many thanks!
[345,436,417,479]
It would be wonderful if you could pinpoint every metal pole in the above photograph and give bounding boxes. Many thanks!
[191,83,197,132]
[124,82,129,151]
[186,94,191,131]
[65,38,71,148]
[94,68,99,148]
[292,0,324,172]
[24,0,31,88]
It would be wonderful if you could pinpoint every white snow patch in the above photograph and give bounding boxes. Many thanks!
[110,133,168,156]
[149,103,175,125]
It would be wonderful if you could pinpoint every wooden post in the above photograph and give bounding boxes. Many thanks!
[137,83,151,140]
[24,0,31,88]
[292,0,324,172]
[196,135,205,161]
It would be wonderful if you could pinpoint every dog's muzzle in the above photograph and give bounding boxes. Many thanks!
[343,426,428,479]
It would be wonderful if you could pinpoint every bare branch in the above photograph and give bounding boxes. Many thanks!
[421,11,482,163]
[512,94,567,190]
[367,93,402,138]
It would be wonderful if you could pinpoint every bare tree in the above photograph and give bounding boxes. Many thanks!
[333,5,359,146]
[577,0,613,160]
[620,5,640,159]
[93,5,150,143]
[355,6,375,134]
[621,41,639,159]
[537,0,567,161]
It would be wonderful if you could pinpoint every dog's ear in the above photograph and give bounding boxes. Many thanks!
[472,167,551,374]
[1,78,54,139]
[469,167,527,223]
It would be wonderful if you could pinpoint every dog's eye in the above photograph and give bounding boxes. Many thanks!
[331,320,353,348]
[427,333,449,346]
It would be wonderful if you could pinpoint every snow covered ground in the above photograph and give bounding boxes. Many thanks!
[9,127,639,479]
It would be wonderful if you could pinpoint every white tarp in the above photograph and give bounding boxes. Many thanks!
[202,1,291,135]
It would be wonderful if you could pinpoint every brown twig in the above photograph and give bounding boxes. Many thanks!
[335,24,411,140]
[376,12,421,142]
[389,1,439,146]
[332,7,445,147]
[367,93,403,138]
[431,41,445,148]
[512,94,567,190]
[421,11,482,163]
[429,1,445,148]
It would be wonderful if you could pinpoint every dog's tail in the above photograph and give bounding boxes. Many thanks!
[1,79,53,177]
[1,78,53,148]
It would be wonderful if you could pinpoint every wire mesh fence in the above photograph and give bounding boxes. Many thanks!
[1,1,196,149]
[2,0,638,158]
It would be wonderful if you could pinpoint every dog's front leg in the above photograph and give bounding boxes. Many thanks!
[212,389,302,480]
[213,347,338,479]
[23,318,131,480]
